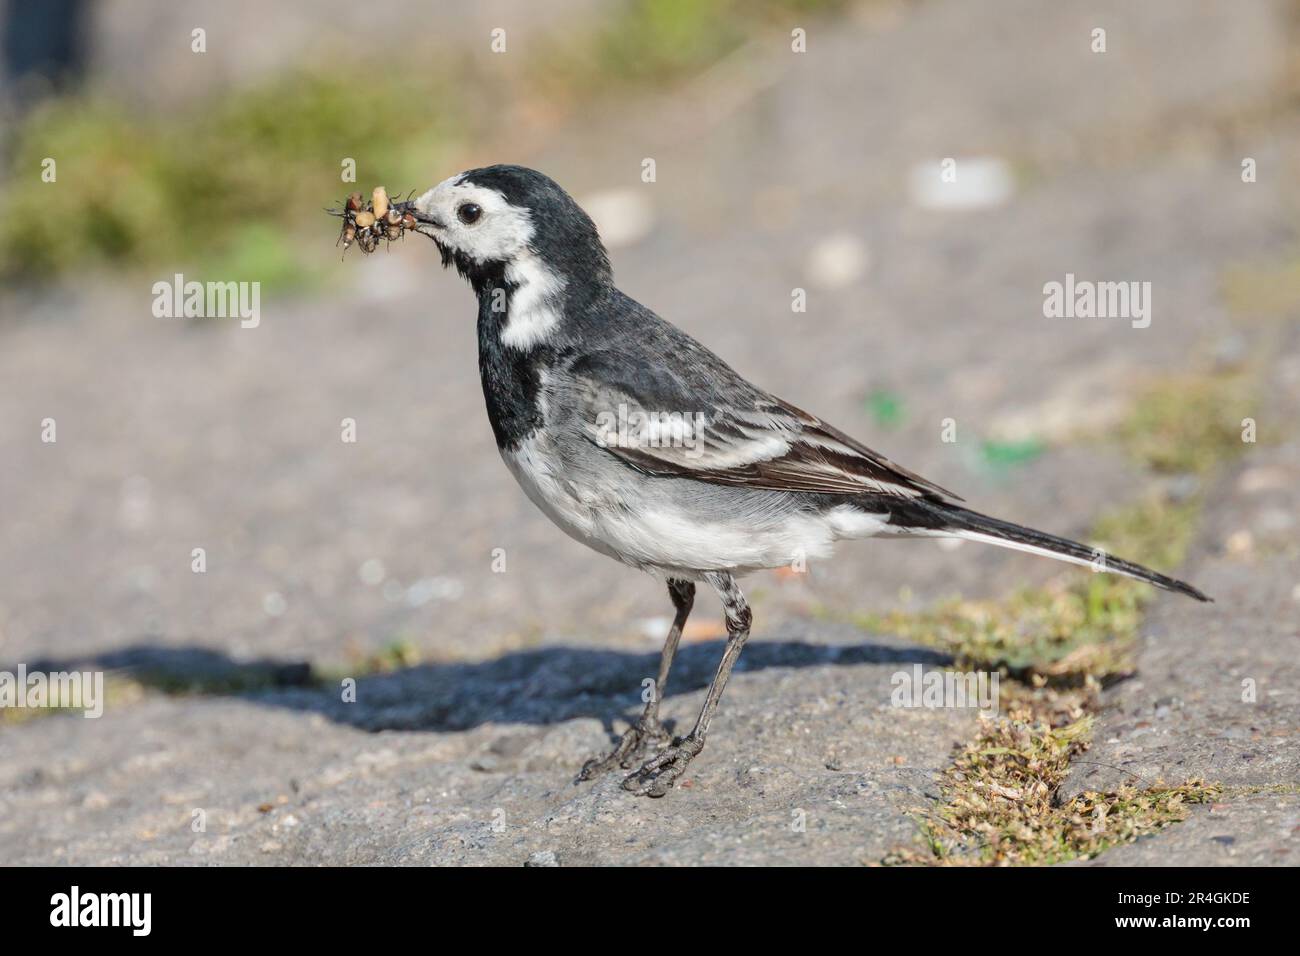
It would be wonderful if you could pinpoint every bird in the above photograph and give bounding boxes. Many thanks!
[402,164,1211,797]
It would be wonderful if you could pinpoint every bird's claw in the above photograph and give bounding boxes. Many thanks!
[578,718,670,781]
[621,735,704,797]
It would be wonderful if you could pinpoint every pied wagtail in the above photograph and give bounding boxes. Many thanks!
[403,164,1210,797]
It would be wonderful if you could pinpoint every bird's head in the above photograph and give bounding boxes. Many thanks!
[410,165,611,294]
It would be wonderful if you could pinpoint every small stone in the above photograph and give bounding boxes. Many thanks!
[406,576,463,606]
[639,616,672,640]
[525,851,559,867]
[580,189,655,249]
[908,156,1014,210]
[359,559,386,585]
[805,233,870,289]
[1236,466,1291,493]
[1225,530,1253,556]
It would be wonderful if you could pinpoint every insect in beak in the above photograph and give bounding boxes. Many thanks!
[326,186,426,256]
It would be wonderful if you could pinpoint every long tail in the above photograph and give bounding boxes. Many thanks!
[882,499,1212,602]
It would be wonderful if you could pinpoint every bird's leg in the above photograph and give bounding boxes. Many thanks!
[623,572,751,797]
[579,578,695,780]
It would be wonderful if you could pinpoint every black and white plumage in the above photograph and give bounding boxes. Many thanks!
[409,165,1210,796]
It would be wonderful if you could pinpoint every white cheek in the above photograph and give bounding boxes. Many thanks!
[414,186,439,211]
[421,182,535,263]
[414,174,465,219]
[459,211,532,263]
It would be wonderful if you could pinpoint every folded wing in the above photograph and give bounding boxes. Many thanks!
[562,349,962,502]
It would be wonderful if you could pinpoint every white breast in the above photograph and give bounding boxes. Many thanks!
[501,434,892,577]
[502,434,616,559]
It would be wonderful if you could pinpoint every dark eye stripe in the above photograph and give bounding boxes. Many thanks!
[457,203,483,224]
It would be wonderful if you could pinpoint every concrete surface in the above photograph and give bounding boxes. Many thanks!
[0,0,1296,865]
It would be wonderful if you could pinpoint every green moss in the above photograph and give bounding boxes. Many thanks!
[312,639,425,687]
[0,69,459,289]
[2,639,428,726]
[0,674,145,727]
[589,0,747,84]
[1089,493,1202,573]
[886,700,1220,865]
[861,581,1141,686]
[1116,372,1256,475]
[1222,255,1300,319]
[357,639,423,674]
[539,0,852,92]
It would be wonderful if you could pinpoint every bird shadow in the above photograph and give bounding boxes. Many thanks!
[20,636,953,736]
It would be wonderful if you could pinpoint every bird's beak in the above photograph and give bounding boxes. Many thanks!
[407,189,444,237]
[409,210,443,236]
[366,198,439,238]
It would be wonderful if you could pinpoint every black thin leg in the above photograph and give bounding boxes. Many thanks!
[578,578,696,781]
[622,572,750,797]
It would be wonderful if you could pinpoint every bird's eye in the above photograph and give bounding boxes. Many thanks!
[457,203,482,225]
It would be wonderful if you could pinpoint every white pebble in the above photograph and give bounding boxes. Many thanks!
[580,188,655,249]
[406,576,463,606]
[909,156,1014,210]
[804,233,870,289]
[639,616,672,640]
[262,592,287,617]
[359,558,386,586]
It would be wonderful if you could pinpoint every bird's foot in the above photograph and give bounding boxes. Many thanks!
[621,734,704,797]
[578,717,670,781]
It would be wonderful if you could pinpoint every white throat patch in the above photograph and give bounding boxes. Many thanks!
[501,250,566,350]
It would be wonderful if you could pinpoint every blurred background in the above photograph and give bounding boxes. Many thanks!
[1,0,1296,671]
[1,0,1298,866]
